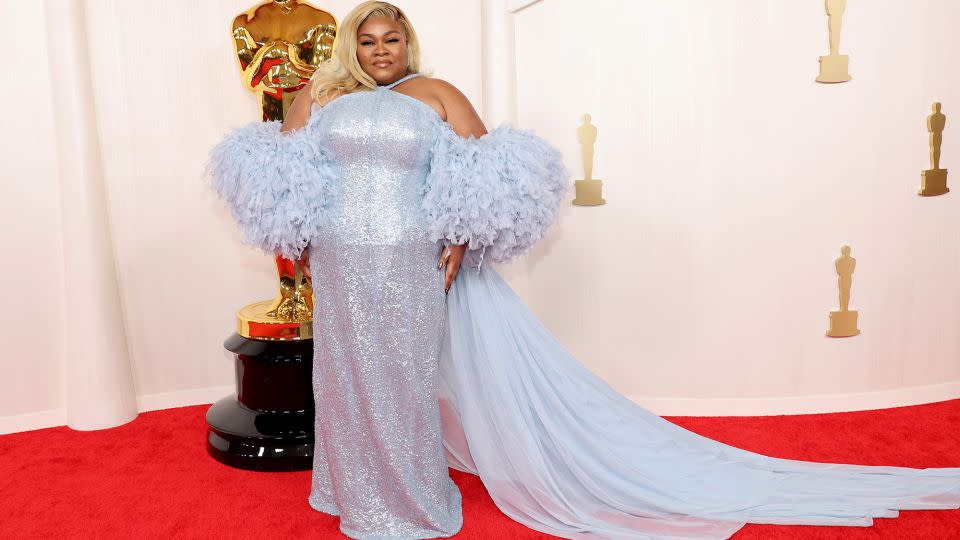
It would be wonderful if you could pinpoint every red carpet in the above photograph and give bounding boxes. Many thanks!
[1,400,959,539]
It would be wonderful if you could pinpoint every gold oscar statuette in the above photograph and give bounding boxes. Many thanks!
[816,0,851,84]
[572,113,606,206]
[826,245,860,337]
[919,102,949,196]
[232,0,336,340]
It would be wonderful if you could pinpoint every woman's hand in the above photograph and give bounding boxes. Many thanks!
[438,243,467,294]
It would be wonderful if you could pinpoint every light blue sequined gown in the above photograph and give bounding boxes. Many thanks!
[207,72,960,540]
[302,75,461,539]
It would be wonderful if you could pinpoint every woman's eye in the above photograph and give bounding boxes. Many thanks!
[387,38,399,43]
[360,41,373,46]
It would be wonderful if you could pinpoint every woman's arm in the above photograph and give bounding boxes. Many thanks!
[282,79,317,133]
[435,80,487,139]
[420,80,569,272]
[282,79,342,271]
[283,79,318,270]
[432,80,487,292]
[207,76,340,261]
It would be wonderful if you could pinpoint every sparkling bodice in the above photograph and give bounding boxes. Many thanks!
[307,73,440,246]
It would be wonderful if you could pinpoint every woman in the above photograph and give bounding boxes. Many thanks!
[207,2,960,539]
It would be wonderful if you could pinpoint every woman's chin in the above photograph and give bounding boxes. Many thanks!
[366,67,404,85]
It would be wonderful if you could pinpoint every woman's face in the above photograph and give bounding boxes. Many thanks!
[356,16,409,85]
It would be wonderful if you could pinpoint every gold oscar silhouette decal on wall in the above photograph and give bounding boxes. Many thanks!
[816,0,851,83]
[827,245,860,337]
[572,114,606,206]
[919,102,949,196]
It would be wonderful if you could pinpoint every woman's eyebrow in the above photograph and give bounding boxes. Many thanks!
[358,30,402,38]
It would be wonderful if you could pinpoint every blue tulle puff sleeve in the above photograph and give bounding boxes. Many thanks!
[204,119,336,261]
[421,120,570,267]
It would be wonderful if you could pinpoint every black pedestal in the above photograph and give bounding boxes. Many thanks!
[205,333,315,471]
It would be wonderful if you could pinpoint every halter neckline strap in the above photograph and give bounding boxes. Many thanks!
[382,72,421,89]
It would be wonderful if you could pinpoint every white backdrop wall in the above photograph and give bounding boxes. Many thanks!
[515,0,960,414]
[2,0,66,432]
[3,0,960,434]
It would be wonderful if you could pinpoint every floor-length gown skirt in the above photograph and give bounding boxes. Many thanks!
[439,264,960,540]
[307,238,463,539]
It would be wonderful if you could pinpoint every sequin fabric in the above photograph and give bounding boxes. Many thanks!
[304,74,463,539]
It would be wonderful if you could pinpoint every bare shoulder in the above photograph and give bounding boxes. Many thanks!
[422,77,461,94]
[420,77,486,138]
[314,83,344,108]
[421,78,470,110]
[302,78,344,108]
[281,79,342,132]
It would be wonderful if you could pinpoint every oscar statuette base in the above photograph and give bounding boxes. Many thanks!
[817,54,851,83]
[919,169,949,196]
[572,179,605,206]
[205,333,315,471]
[826,310,860,338]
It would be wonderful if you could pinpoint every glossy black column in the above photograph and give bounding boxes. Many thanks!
[205,333,315,471]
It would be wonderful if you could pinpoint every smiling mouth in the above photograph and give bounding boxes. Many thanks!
[373,61,392,68]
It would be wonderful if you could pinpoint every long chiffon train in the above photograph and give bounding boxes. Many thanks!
[438,264,960,539]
